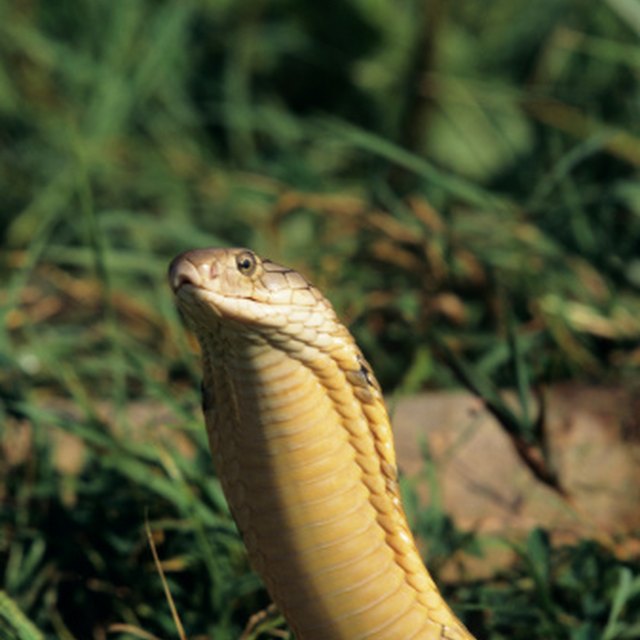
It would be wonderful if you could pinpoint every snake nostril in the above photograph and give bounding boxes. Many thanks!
[174,272,192,289]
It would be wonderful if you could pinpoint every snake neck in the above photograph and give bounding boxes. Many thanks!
[194,327,472,640]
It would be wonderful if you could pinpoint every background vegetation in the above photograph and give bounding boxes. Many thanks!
[1,0,639,638]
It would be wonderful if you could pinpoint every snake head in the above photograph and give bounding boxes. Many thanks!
[168,247,336,338]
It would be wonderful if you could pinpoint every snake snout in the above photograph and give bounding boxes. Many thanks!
[168,254,202,292]
[169,249,224,292]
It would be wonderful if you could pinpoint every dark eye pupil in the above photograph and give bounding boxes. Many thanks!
[237,252,256,274]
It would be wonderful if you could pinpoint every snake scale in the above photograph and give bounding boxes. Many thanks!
[169,247,475,640]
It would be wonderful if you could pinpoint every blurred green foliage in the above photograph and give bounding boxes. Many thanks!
[1,0,639,638]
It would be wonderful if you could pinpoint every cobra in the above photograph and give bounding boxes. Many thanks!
[169,247,475,640]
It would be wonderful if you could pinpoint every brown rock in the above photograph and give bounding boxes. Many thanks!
[391,383,640,539]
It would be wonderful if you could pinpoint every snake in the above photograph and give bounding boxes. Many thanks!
[169,247,475,640]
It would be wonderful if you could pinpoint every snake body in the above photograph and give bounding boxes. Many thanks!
[169,247,474,640]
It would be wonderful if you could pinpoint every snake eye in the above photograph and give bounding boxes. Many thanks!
[236,250,257,277]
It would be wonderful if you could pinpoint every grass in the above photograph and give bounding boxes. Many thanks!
[1,0,640,637]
